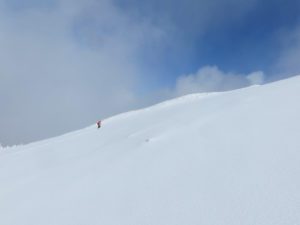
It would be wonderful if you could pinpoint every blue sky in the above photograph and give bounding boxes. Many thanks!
[1,0,300,145]
[122,0,300,84]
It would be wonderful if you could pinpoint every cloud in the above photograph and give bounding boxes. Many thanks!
[140,66,265,108]
[0,0,166,145]
[0,0,266,146]
[246,71,265,85]
[172,66,264,96]
[274,25,300,79]
[114,0,260,71]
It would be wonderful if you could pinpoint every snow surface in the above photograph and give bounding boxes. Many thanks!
[1,76,300,225]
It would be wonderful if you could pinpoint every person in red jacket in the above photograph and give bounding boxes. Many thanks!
[96,120,101,129]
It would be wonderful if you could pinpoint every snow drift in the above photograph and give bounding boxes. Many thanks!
[1,76,300,225]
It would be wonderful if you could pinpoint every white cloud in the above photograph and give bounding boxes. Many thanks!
[173,66,265,96]
[247,71,264,85]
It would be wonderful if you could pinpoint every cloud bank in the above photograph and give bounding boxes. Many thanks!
[173,66,264,96]
[0,0,165,145]
[144,66,265,106]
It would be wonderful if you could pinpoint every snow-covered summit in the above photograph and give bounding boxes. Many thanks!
[1,76,300,225]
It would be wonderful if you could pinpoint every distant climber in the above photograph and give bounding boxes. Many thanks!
[96,120,101,129]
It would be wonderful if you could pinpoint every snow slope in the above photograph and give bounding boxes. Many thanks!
[1,76,300,225]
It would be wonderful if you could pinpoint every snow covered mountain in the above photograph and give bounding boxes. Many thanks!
[1,76,300,225]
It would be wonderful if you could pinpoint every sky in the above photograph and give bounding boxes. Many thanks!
[1,0,300,146]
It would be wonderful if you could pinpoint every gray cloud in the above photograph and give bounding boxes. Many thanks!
[0,0,166,145]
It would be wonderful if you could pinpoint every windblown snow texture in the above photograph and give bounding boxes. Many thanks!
[1,76,300,225]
